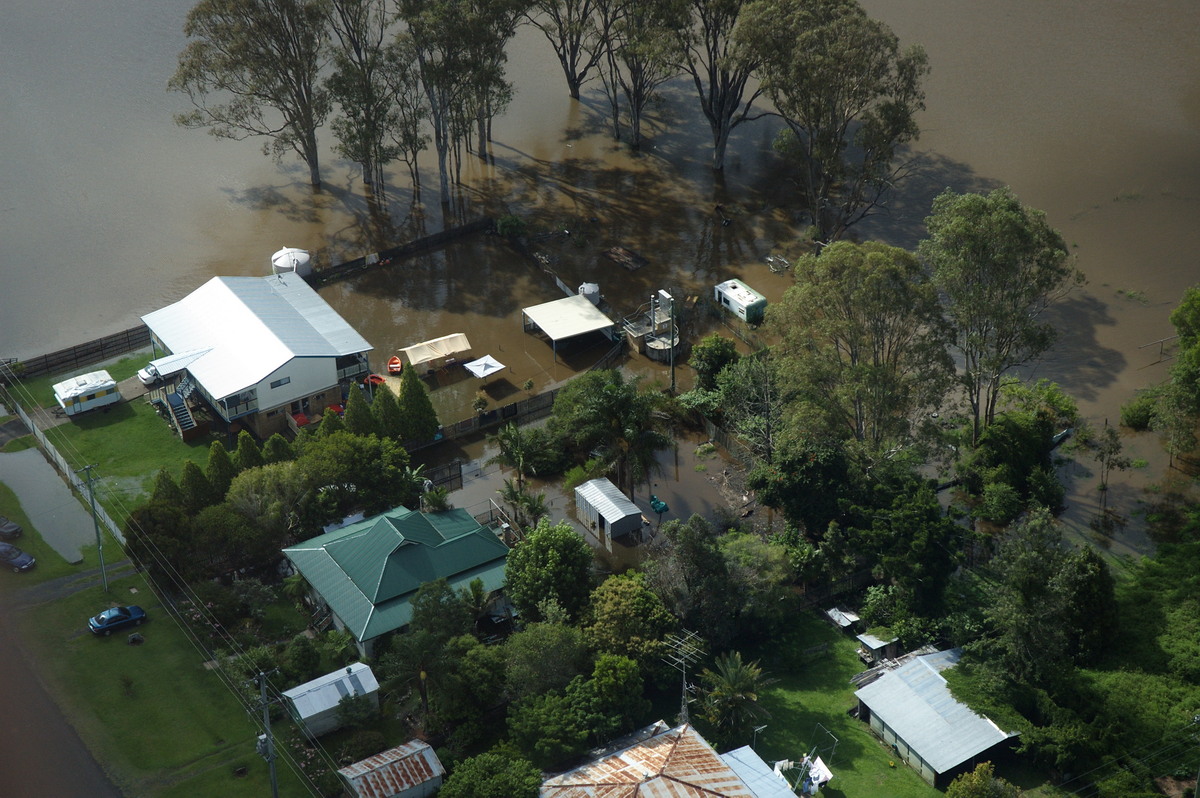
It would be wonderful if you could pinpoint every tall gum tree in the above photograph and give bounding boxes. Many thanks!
[768,240,952,460]
[525,0,610,99]
[737,0,928,241]
[919,187,1081,446]
[171,0,331,189]
[673,0,764,170]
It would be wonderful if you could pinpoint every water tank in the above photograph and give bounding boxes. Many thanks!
[271,247,312,277]
[578,282,601,305]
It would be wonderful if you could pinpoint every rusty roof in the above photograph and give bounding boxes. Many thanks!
[541,724,757,798]
[338,740,444,798]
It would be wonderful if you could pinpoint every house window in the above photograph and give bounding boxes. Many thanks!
[270,377,291,389]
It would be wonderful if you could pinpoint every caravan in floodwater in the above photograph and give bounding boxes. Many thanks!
[52,370,122,417]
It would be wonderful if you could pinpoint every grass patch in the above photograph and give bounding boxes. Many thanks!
[749,614,939,798]
[15,572,313,797]
[2,434,37,452]
[42,397,223,511]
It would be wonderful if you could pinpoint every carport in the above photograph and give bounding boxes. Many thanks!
[521,294,615,361]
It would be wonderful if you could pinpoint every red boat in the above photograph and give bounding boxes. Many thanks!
[387,356,404,375]
[363,373,386,386]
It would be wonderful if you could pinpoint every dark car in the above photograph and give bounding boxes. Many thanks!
[0,541,35,572]
[88,605,146,636]
[0,516,21,540]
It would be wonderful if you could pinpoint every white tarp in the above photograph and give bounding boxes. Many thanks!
[464,355,505,379]
[522,294,614,342]
[400,333,471,367]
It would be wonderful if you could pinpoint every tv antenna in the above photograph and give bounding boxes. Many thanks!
[661,630,705,724]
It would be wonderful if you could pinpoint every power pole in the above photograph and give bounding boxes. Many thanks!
[254,672,280,798]
[76,464,108,593]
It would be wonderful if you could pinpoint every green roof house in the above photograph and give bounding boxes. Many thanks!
[284,507,510,656]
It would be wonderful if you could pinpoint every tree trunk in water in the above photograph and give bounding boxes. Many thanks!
[711,126,729,171]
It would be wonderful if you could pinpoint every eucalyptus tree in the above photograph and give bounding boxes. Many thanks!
[171,0,332,189]
[737,0,929,240]
[672,0,764,170]
[715,350,785,464]
[604,0,685,149]
[919,187,1079,445]
[525,0,610,99]
[325,0,402,195]
[768,240,952,460]
[379,39,430,196]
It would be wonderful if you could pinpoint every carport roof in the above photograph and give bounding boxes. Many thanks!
[522,294,615,342]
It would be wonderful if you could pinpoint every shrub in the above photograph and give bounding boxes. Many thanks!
[340,730,386,764]
[1120,389,1159,431]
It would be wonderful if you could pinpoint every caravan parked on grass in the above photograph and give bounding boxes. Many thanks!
[52,370,121,416]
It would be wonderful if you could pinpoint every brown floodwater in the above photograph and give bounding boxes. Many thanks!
[2,0,1199,559]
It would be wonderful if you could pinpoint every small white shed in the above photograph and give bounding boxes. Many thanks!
[714,279,768,324]
[339,740,445,798]
[52,370,121,416]
[575,478,643,551]
[283,662,379,737]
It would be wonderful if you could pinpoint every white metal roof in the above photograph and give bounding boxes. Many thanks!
[575,478,641,523]
[720,747,798,798]
[52,370,116,399]
[716,279,766,305]
[283,662,378,721]
[523,294,615,342]
[148,348,212,376]
[854,649,1017,775]
[856,632,896,651]
[141,273,371,400]
[400,333,471,367]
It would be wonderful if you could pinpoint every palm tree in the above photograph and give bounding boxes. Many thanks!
[574,372,674,500]
[487,422,535,491]
[695,651,776,748]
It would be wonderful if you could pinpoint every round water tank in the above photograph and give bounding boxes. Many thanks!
[271,247,312,277]
[578,282,601,305]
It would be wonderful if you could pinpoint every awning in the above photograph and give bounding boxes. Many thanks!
[464,355,506,379]
[400,333,471,367]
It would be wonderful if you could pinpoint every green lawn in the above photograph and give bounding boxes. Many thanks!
[17,572,314,797]
[750,615,940,798]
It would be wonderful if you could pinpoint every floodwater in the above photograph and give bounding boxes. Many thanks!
[2,0,1199,556]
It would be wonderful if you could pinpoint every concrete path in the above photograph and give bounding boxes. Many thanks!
[0,448,99,564]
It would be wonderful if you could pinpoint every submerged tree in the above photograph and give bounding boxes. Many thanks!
[738,0,929,240]
[525,0,610,99]
[597,0,683,149]
[673,0,764,170]
[171,0,331,189]
[920,187,1080,445]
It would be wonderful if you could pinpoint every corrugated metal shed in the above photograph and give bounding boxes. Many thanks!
[339,740,444,798]
[283,506,509,644]
[141,273,371,400]
[854,649,1017,776]
[541,724,759,797]
[283,662,379,737]
[575,478,642,546]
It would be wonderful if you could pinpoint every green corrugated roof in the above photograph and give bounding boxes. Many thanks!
[283,507,509,642]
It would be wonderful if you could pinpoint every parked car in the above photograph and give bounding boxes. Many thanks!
[0,541,35,572]
[136,363,161,387]
[0,515,22,540]
[88,605,146,636]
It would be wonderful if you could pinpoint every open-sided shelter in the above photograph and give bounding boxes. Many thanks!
[283,662,379,738]
[854,649,1018,786]
[521,294,616,360]
[140,273,372,438]
[399,333,471,368]
[283,506,509,657]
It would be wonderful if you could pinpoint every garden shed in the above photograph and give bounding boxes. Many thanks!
[575,477,643,551]
[338,740,445,798]
[283,662,379,738]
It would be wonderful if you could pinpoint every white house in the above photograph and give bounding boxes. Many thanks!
[282,662,379,738]
[140,273,372,438]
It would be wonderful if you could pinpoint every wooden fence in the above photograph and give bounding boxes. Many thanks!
[305,217,494,286]
[13,326,151,378]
